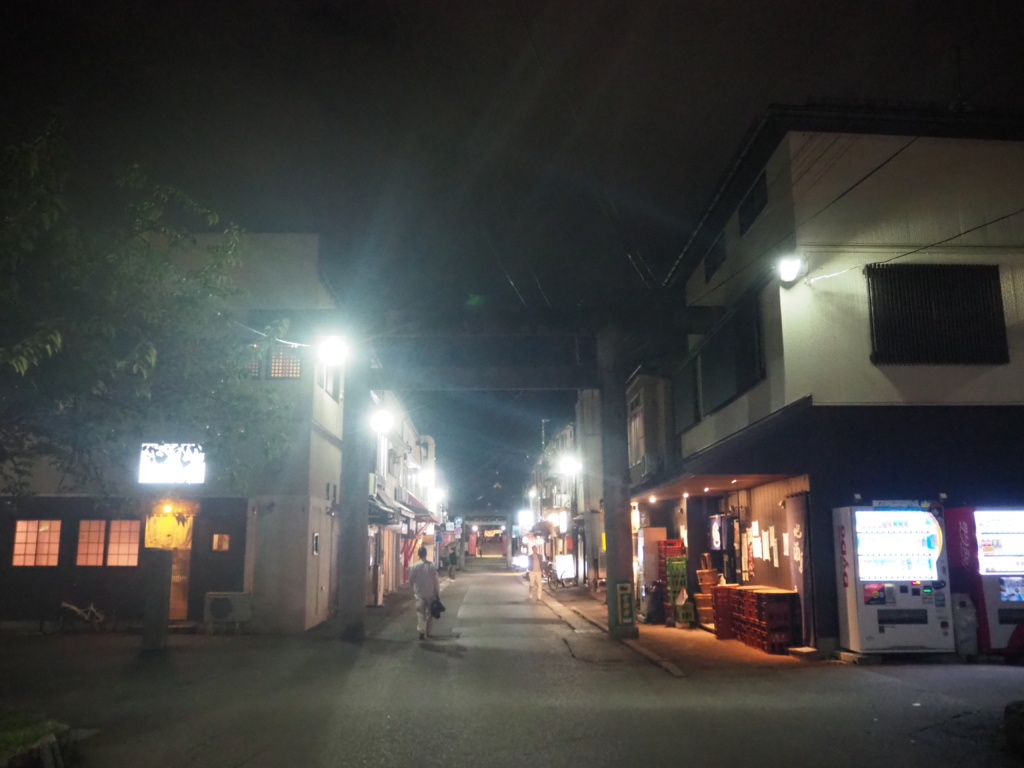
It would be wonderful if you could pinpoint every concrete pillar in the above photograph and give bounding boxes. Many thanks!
[337,344,375,642]
[598,325,639,639]
[141,549,172,655]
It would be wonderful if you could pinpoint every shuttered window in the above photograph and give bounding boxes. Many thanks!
[866,263,1008,366]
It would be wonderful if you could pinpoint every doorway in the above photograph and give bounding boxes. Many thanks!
[170,548,191,620]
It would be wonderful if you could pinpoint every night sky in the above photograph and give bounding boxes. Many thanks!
[4,0,1024,510]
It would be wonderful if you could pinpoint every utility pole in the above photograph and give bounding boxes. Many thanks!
[597,324,639,639]
[337,341,375,642]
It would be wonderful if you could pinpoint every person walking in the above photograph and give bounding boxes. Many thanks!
[528,545,544,601]
[409,546,440,640]
[447,547,457,579]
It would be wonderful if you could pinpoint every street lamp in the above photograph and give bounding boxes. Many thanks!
[558,455,581,475]
[369,409,394,434]
[317,336,348,366]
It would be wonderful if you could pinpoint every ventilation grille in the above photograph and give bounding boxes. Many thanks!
[866,263,1008,366]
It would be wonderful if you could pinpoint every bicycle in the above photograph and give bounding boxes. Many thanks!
[542,561,565,590]
[41,601,117,635]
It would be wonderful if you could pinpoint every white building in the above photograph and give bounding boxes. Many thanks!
[630,104,1024,651]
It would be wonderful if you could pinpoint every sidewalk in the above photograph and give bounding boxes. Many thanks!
[547,584,822,678]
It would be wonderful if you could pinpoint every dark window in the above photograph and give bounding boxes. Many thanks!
[737,172,768,236]
[704,234,726,284]
[672,358,699,434]
[866,263,1008,366]
[247,345,262,378]
[700,295,764,416]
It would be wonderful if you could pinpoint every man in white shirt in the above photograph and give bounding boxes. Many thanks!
[408,546,440,640]
[528,545,544,601]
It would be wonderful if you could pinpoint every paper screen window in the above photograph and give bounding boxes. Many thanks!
[76,520,107,566]
[107,520,140,566]
[12,520,61,566]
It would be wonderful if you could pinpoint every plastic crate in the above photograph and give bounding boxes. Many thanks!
[675,603,695,624]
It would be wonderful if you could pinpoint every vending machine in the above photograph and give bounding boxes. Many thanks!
[834,506,954,653]
[945,507,1024,654]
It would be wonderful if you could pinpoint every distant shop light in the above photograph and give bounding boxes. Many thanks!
[683,492,689,499]
[777,256,806,285]
[649,495,657,503]
[704,487,710,493]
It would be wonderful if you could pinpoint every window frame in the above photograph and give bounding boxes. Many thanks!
[12,520,62,567]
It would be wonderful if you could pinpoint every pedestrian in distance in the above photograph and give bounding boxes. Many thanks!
[528,545,544,601]
[448,547,457,579]
[409,546,440,640]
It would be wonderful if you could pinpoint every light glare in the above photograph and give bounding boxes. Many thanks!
[370,409,394,434]
[777,256,805,283]
[317,336,348,366]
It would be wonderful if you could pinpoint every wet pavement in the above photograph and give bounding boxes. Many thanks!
[1,557,1022,767]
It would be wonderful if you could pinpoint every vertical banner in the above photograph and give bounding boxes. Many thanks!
[615,581,635,626]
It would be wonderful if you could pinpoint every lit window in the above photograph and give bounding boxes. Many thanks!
[247,345,262,378]
[212,534,230,551]
[76,520,106,566]
[12,520,61,566]
[269,345,302,378]
[107,520,140,566]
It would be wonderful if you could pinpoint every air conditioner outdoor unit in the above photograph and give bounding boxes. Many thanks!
[204,592,252,623]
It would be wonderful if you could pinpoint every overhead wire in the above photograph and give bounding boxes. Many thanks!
[682,135,920,309]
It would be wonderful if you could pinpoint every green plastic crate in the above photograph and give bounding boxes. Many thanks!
[675,603,695,624]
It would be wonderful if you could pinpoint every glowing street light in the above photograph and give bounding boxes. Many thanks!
[559,455,581,475]
[369,409,394,434]
[317,336,348,366]
[528,488,537,499]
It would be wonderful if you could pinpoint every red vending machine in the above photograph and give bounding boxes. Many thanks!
[946,507,1024,654]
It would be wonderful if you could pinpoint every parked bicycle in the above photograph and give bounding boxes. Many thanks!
[542,561,565,589]
[40,601,117,635]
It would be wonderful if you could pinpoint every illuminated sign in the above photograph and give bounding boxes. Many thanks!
[138,443,205,484]
[854,509,942,582]
[974,510,1024,576]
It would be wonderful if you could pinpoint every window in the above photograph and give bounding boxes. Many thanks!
[700,294,764,416]
[107,520,140,566]
[627,393,645,466]
[866,263,1009,366]
[269,345,302,378]
[316,362,326,389]
[704,234,726,284]
[738,172,768,236]
[212,534,230,552]
[12,520,61,566]
[247,345,262,378]
[76,520,106,566]
[325,367,339,399]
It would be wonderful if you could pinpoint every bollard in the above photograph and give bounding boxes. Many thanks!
[141,549,172,655]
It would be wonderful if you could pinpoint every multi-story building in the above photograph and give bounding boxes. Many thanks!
[627,104,1024,653]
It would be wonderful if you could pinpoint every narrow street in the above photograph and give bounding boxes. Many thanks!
[2,558,1022,767]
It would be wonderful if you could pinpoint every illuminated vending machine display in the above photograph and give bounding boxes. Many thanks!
[946,507,1024,654]
[834,507,954,653]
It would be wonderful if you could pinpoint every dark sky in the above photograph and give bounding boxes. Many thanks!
[4,0,1024,509]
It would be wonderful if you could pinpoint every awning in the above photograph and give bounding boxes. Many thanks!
[368,492,401,526]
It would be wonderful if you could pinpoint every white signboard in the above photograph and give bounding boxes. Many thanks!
[138,443,205,484]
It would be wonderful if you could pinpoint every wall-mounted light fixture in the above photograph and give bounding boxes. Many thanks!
[777,256,807,285]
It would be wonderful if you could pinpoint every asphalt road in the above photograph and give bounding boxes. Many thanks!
[1,558,1022,767]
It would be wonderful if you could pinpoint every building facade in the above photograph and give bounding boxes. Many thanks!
[629,105,1024,652]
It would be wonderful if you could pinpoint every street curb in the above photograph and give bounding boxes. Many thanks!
[546,595,686,678]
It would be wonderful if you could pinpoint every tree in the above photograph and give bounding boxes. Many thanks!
[0,126,291,496]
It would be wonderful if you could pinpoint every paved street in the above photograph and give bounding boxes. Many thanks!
[2,558,1023,767]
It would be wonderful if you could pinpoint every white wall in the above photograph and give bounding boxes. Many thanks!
[781,247,1024,405]
[680,131,1024,458]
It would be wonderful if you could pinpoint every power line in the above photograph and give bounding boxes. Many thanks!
[683,135,920,309]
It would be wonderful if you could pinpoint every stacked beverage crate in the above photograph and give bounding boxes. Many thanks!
[711,585,736,639]
[718,585,800,654]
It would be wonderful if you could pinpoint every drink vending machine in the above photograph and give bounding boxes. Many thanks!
[945,507,1024,654]
[834,506,954,653]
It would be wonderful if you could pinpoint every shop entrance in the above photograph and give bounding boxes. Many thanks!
[170,548,191,620]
